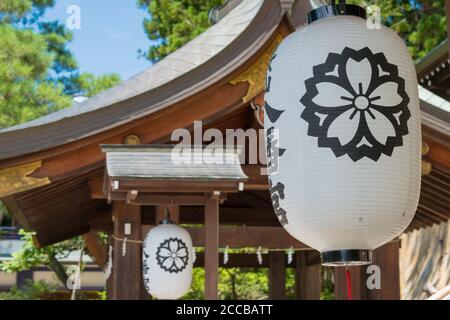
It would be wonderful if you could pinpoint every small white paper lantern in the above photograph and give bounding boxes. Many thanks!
[264,4,421,266]
[143,222,193,299]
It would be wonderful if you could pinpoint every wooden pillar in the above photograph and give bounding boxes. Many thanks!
[268,251,286,299]
[334,265,367,300]
[296,251,321,300]
[334,242,401,300]
[106,235,114,299]
[112,201,142,300]
[368,241,400,300]
[204,194,219,300]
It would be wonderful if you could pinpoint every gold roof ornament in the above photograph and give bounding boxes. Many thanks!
[0,161,50,198]
[230,34,283,103]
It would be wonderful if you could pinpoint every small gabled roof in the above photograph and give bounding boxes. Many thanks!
[102,145,248,182]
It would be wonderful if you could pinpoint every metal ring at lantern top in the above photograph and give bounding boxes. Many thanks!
[321,249,373,267]
[159,219,174,225]
[307,4,367,24]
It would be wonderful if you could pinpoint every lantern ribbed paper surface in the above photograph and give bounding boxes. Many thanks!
[264,14,421,266]
[143,223,193,299]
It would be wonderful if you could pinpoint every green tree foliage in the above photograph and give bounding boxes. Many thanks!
[137,0,224,62]
[0,0,121,128]
[182,267,269,300]
[352,0,447,60]
[0,230,85,289]
[71,73,122,98]
[140,0,447,62]
[0,280,56,300]
[0,20,71,127]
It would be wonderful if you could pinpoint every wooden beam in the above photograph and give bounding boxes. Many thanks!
[1,196,33,231]
[104,192,228,206]
[180,206,278,226]
[191,226,307,249]
[89,171,105,199]
[130,194,207,206]
[112,202,142,300]
[296,251,321,300]
[268,251,286,299]
[126,190,138,202]
[242,165,269,190]
[422,135,450,172]
[90,166,268,200]
[204,194,219,300]
[109,179,243,194]
[334,242,401,300]
[141,225,308,249]
[88,208,113,233]
[83,231,107,269]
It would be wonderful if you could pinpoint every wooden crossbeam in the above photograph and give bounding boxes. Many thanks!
[242,165,269,190]
[89,165,269,199]
[180,206,278,226]
[110,179,242,193]
[141,225,308,249]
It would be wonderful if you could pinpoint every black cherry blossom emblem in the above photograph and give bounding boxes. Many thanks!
[300,47,410,161]
[156,238,189,273]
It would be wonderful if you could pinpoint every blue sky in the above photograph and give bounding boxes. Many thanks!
[43,0,154,80]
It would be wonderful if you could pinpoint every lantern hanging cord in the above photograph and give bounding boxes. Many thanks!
[112,235,143,244]
[345,267,352,300]
[110,236,304,253]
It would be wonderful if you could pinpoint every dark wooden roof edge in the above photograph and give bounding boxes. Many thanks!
[416,39,449,80]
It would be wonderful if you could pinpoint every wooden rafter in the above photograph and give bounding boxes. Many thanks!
[83,231,108,269]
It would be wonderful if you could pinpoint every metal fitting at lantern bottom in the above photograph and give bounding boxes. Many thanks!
[321,250,372,267]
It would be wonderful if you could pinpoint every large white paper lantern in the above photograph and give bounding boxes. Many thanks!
[143,221,193,299]
[264,4,421,266]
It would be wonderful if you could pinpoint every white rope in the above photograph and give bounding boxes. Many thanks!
[71,240,85,300]
[287,246,294,265]
[104,245,113,280]
[224,246,229,265]
[256,246,263,265]
[122,237,127,257]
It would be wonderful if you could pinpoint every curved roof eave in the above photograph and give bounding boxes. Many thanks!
[0,0,282,160]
